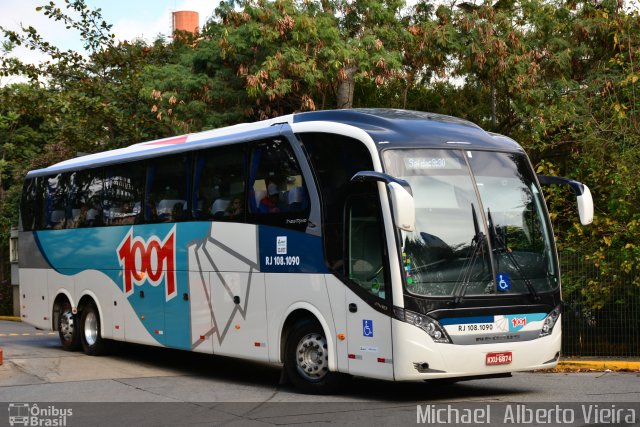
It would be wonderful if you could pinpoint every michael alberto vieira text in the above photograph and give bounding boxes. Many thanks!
[416,404,637,424]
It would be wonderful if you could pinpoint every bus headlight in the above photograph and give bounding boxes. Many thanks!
[539,305,562,337]
[395,308,452,344]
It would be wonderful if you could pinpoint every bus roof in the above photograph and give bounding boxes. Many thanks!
[27,109,523,178]
[292,109,523,150]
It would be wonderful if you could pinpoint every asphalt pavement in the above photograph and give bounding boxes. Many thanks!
[1,318,639,426]
[2,316,638,372]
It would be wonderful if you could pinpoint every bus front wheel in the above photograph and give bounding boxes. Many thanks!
[284,320,346,394]
[58,301,81,351]
[80,302,107,356]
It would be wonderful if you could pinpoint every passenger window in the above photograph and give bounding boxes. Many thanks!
[104,165,144,226]
[43,173,70,229]
[146,154,190,223]
[347,194,388,300]
[248,138,310,230]
[68,169,104,228]
[21,178,43,231]
[193,144,246,221]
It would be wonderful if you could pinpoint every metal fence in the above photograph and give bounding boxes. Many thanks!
[560,252,640,357]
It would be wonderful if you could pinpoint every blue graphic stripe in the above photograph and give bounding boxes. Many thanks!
[34,222,212,350]
[258,225,328,273]
[440,316,494,326]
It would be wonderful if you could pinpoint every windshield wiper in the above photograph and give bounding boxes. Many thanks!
[452,204,487,304]
[487,209,540,301]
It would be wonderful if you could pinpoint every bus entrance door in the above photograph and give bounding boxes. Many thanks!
[345,289,394,379]
[345,193,394,380]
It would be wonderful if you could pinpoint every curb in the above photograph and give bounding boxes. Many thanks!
[555,359,640,372]
[0,316,21,322]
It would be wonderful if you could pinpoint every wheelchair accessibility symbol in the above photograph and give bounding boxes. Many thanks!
[363,319,374,337]
[497,273,511,292]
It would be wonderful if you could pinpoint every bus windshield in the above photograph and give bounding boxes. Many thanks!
[383,149,558,298]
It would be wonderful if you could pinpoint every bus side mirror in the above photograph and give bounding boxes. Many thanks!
[576,185,594,226]
[537,175,594,225]
[351,171,416,232]
[388,182,415,232]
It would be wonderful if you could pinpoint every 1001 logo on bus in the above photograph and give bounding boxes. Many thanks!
[117,226,177,301]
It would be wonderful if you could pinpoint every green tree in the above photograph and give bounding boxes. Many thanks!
[0,1,183,309]
[453,0,640,315]
[167,0,406,120]
[1,0,639,323]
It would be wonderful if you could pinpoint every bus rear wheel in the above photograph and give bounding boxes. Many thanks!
[80,302,107,356]
[58,301,80,351]
[284,320,346,394]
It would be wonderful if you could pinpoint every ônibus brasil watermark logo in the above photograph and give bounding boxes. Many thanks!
[8,403,72,426]
[117,226,177,301]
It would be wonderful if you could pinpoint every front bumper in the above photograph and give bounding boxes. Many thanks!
[392,315,562,381]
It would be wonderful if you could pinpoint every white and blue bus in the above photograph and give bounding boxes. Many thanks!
[18,109,593,393]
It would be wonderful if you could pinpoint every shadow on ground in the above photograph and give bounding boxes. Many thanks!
[105,340,528,402]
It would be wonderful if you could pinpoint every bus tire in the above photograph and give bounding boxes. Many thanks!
[80,302,107,356]
[284,320,346,394]
[58,301,81,351]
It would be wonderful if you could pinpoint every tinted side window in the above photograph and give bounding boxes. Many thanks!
[68,168,105,228]
[43,173,71,229]
[146,154,191,223]
[193,144,246,222]
[248,138,310,231]
[298,133,374,274]
[21,177,42,231]
[104,164,144,226]
[347,194,388,300]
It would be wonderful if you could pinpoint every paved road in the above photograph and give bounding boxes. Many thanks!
[1,320,639,426]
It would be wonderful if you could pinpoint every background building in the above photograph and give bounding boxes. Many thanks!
[172,11,199,35]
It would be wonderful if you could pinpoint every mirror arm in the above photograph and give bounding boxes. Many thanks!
[351,171,412,195]
[537,174,586,197]
[537,174,594,226]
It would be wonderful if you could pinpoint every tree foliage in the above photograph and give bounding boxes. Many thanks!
[0,0,639,316]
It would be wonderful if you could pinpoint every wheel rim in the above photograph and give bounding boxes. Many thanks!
[59,310,75,343]
[295,333,329,381]
[84,311,98,346]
